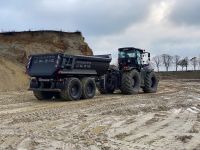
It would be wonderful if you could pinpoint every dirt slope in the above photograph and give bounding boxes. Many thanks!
[0,80,199,149]
[0,30,93,91]
[0,57,28,91]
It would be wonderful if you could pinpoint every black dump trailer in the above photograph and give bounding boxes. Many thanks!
[27,53,112,100]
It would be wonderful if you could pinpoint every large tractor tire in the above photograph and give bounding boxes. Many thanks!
[143,71,159,93]
[120,70,141,94]
[81,77,96,99]
[33,91,54,100]
[97,75,115,94]
[60,78,82,101]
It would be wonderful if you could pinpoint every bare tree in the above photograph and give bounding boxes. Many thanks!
[178,58,189,71]
[152,55,161,72]
[178,59,184,71]
[174,55,180,71]
[190,57,198,71]
[184,57,189,71]
[162,54,173,71]
[199,55,200,70]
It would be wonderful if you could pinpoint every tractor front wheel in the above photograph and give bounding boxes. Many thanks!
[97,75,115,94]
[120,70,141,94]
[143,71,159,93]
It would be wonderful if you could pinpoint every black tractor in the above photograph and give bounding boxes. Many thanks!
[97,47,159,94]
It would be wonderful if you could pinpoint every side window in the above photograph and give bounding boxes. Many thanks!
[136,51,141,65]
[119,51,125,58]
[127,52,136,58]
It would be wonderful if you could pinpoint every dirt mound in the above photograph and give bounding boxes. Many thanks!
[0,30,93,91]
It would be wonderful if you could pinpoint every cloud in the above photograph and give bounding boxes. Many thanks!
[0,0,152,35]
[89,22,200,63]
[0,0,199,65]
[169,0,200,26]
[87,0,200,62]
[39,0,153,35]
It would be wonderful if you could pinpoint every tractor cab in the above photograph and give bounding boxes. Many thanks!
[118,47,145,70]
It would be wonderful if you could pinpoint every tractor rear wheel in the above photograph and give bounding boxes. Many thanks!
[97,75,115,94]
[33,91,54,100]
[81,77,96,99]
[120,70,141,94]
[60,78,82,101]
[143,71,159,93]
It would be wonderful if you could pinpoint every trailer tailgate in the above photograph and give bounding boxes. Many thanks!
[27,54,61,77]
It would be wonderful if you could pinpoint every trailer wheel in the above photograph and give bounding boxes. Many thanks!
[33,91,54,100]
[60,78,82,101]
[81,77,96,99]
[120,70,140,94]
[143,71,158,93]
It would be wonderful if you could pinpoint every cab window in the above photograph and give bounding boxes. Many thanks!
[136,51,142,64]
[119,51,136,58]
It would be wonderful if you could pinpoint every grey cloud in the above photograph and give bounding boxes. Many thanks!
[169,0,200,26]
[0,0,199,61]
[0,0,152,35]
[150,37,200,57]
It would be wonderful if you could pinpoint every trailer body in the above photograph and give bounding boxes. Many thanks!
[27,53,111,77]
[27,53,111,100]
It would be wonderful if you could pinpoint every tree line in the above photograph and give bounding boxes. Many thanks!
[152,54,200,72]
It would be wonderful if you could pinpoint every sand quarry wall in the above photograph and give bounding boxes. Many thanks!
[0,31,93,91]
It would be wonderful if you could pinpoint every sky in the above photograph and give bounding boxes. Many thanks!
[0,0,200,66]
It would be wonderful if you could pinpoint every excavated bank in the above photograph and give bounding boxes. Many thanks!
[0,30,93,91]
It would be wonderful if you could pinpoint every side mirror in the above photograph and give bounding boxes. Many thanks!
[148,53,150,61]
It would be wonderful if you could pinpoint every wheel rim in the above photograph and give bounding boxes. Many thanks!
[70,84,79,98]
[87,82,94,96]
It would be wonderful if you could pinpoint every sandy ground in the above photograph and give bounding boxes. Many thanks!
[0,80,200,150]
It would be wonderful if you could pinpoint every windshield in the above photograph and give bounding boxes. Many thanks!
[119,51,136,58]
